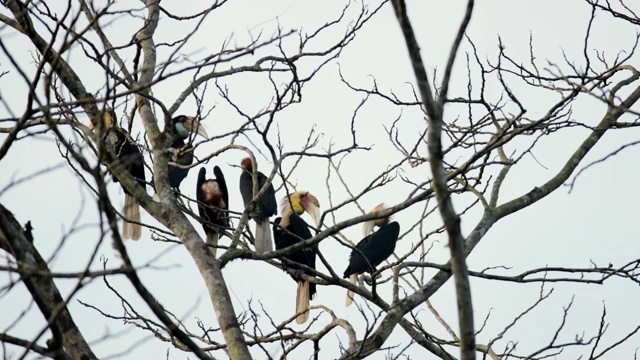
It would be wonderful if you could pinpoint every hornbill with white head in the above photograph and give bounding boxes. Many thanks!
[166,115,208,190]
[91,108,146,240]
[239,157,277,253]
[343,203,400,306]
[273,191,321,324]
[196,166,228,256]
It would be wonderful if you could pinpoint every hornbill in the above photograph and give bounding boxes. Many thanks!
[239,157,277,253]
[91,108,146,240]
[196,166,228,256]
[273,191,321,324]
[167,115,208,189]
[343,203,400,306]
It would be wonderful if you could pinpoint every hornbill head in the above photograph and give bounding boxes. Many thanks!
[172,115,208,139]
[88,108,117,131]
[281,191,321,227]
[362,203,390,237]
[240,157,254,173]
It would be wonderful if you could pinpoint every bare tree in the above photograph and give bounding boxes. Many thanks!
[1,0,639,359]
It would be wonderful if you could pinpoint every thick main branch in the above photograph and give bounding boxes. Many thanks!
[0,204,97,359]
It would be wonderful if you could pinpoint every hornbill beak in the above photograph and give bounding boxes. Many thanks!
[183,116,208,139]
[362,203,387,237]
[301,192,321,228]
[282,191,321,228]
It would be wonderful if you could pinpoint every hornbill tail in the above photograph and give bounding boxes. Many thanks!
[345,274,357,307]
[206,232,220,257]
[123,194,141,240]
[255,219,273,253]
[296,280,310,324]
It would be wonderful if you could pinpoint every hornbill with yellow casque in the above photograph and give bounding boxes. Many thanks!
[273,191,321,324]
[343,203,400,306]
[91,108,146,240]
[196,166,228,256]
[239,157,277,253]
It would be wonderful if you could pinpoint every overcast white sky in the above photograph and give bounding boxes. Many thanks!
[1,0,640,359]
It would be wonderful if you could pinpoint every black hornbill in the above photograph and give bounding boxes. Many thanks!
[91,108,146,240]
[239,157,277,253]
[196,166,228,256]
[166,115,208,189]
[343,203,400,306]
[273,191,320,324]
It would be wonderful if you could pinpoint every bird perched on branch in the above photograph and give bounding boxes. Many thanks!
[90,108,146,240]
[273,191,320,324]
[239,157,277,253]
[344,203,400,306]
[166,115,208,190]
[196,166,229,256]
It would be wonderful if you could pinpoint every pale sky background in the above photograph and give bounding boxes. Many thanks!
[1,0,640,359]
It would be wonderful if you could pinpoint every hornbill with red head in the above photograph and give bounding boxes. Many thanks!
[239,157,277,253]
[91,108,146,240]
[273,191,321,324]
[196,166,228,256]
[343,203,400,306]
[166,115,208,189]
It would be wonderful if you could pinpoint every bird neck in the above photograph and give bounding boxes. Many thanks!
[174,122,190,139]
[375,217,390,227]
[171,137,187,149]
[280,209,294,227]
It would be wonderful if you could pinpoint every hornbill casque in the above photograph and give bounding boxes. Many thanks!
[343,203,400,306]
[91,108,146,240]
[273,191,321,324]
[196,166,228,257]
[239,157,277,253]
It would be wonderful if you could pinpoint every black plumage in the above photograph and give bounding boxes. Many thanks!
[343,221,400,278]
[196,166,229,256]
[239,157,277,253]
[274,214,317,299]
[343,204,400,307]
[96,109,146,240]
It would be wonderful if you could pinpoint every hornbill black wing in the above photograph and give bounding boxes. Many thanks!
[258,171,277,217]
[213,165,229,214]
[212,166,229,233]
[167,137,193,189]
[108,128,146,193]
[196,167,211,234]
[239,171,252,210]
[240,170,276,221]
[343,221,400,277]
